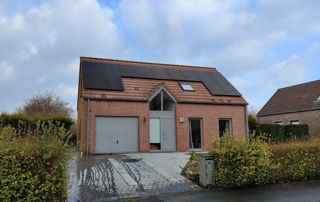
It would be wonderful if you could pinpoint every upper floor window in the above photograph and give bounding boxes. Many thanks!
[315,96,320,103]
[150,90,175,111]
[290,120,300,125]
[180,83,194,91]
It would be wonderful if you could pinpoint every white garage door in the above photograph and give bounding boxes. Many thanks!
[95,117,138,154]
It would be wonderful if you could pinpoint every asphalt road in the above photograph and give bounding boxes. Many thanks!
[125,180,320,202]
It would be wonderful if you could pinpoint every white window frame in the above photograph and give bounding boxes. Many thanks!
[180,83,194,91]
[290,120,300,125]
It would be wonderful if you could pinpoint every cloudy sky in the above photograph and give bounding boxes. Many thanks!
[1,0,319,115]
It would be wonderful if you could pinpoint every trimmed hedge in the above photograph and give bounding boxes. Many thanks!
[284,125,309,140]
[210,136,274,187]
[208,136,320,188]
[259,124,285,142]
[0,125,69,201]
[0,113,73,137]
[257,124,309,142]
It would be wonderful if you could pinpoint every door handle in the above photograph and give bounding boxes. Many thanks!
[163,133,166,139]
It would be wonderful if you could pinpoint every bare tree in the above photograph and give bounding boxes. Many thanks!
[18,92,73,118]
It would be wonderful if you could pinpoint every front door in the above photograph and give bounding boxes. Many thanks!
[150,111,176,152]
[161,117,176,151]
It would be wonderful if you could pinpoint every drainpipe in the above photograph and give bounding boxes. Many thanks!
[86,98,91,157]
[245,105,249,142]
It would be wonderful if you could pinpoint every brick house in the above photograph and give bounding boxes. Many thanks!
[77,57,248,155]
[257,80,320,136]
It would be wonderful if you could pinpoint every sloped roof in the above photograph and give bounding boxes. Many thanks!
[83,77,247,105]
[257,80,320,116]
[80,57,242,97]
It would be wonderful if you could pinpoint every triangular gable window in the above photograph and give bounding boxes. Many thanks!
[150,90,175,111]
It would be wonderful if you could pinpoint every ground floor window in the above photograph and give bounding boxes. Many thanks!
[189,119,202,149]
[290,120,300,125]
[219,119,232,137]
[274,121,283,125]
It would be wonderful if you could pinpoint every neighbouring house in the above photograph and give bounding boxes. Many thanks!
[257,80,320,136]
[77,57,248,155]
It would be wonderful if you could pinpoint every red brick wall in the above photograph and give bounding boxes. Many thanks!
[258,110,320,137]
[175,103,246,151]
[84,100,150,154]
[78,99,246,154]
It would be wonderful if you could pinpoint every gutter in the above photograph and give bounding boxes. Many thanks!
[83,96,247,106]
[83,96,146,102]
[245,105,249,142]
[257,108,320,117]
[86,98,91,157]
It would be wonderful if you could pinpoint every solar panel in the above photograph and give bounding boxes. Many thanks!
[151,68,169,79]
[82,61,242,96]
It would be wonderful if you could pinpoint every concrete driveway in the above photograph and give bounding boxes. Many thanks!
[68,153,200,201]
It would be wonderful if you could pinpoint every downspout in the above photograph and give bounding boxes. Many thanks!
[86,98,91,157]
[245,105,249,142]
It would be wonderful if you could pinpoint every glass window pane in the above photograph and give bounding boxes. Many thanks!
[150,118,161,143]
[163,90,175,111]
[150,93,161,110]
[181,83,194,91]
[219,119,232,137]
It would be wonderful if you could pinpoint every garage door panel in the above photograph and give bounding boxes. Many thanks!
[95,117,138,154]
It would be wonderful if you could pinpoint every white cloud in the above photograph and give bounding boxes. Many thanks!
[269,55,304,84]
[0,0,123,113]
[59,84,78,96]
[0,62,14,81]
[0,0,320,113]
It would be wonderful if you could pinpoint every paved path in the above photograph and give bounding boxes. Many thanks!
[126,180,320,202]
[68,153,200,201]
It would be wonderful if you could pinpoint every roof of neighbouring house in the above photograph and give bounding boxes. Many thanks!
[257,80,320,117]
[80,57,242,97]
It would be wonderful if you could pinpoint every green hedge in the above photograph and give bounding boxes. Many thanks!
[0,126,69,201]
[257,124,309,142]
[259,124,285,142]
[210,136,274,187]
[0,113,73,137]
[209,136,320,188]
[284,125,309,140]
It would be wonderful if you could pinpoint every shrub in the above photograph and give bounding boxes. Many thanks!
[256,124,309,142]
[284,125,309,140]
[0,113,74,144]
[209,136,274,187]
[183,136,320,188]
[270,139,320,181]
[259,124,285,142]
[248,113,260,135]
[182,152,200,183]
[0,124,70,201]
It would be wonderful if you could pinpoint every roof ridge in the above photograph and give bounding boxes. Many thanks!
[80,56,217,72]
[278,80,320,90]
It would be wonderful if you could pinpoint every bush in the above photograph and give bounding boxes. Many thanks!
[183,136,320,188]
[0,113,74,144]
[259,124,285,142]
[182,152,200,183]
[270,139,320,181]
[248,114,259,134]
[284,125,309,140]
[210,136,274,187]
[256,124,309,142]
[0,124,70,201]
